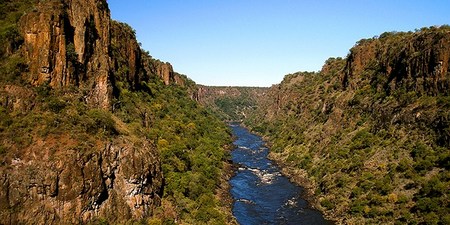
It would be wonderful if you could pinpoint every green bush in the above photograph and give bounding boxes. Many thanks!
[320,199,333,210]
[0,145,6,155]
[46,97,67,113]
[66,42,78,63]
[86,109,117,135]
[0,53,27,83]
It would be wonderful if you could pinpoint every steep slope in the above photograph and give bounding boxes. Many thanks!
[0,0,233,224]
[245,26,450,224]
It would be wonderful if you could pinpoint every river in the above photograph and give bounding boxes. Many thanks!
[229,124,332,225]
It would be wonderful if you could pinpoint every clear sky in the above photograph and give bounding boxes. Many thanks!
[107,0,449,87]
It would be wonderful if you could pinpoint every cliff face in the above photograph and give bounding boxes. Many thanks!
[110,21,182,91]
[1,0,165,224]
[343,27,450,95]
[244,27,450,224]
[1,0,234,224]
[20,0,111,108]
[2,138,162,224]
[18,0,183,109]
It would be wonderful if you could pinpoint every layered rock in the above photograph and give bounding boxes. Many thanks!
[20,0,111,108]
[1,137,162,224]
[343,27,450,95]
[1,0,165,224]
[153,61,174,85]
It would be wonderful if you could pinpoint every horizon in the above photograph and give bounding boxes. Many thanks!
[107,0,450,87]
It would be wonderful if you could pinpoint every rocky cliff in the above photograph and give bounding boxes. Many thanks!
[15,0,184,110]
[110,20,185,91]
[244,26,450,224]
[1,137,162,224]
[0,0,166,224]
[343,27,450,95]
[0,0,236,224]
[20,0,112,108]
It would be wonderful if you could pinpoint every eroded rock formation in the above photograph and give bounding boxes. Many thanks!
[343,28,450,95]
[1,138,162,224]
[20,0,111,108]
[1,0,166,224]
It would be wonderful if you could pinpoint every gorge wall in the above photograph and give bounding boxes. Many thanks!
[1,0,164,223]
[16,0,184,109]
[0,0,232,224]
[243,26,450,224]
[19,0,111,108]
[3,0,449,224]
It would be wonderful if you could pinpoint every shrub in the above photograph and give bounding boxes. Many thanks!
[85,109,117,135]
[350,199,367,215]
[46,97,67,113]
[320,198,333,210]
[0,53,27,83]
[66,42,78,63]
[0,145,6,155]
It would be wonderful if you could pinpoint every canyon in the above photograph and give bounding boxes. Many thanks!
[1,0,449,224]
[225,27,450,225]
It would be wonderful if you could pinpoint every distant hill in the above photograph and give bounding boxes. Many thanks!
[195,86,268,122]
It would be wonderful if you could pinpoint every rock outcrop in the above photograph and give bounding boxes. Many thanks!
[343,27,450,95]
[1,0,165,224]
[18,0,185,110]
[109,21,183,91]
[20,0,112,108]
[154,61,174,86]
[1,137,162,224]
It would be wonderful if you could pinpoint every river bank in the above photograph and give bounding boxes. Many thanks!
[228,124,331,224]
[218,144,239,225]
[240,122,340,224]
[267,152,342,224]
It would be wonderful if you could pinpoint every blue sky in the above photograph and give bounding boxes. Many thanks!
[107,1,449,87]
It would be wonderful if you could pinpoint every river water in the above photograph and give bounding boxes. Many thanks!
[229,124,332,225]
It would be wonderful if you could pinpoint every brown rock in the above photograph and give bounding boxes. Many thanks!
[0,85,35,111]
[0,137,162,224]
[20,0,111,108]
[343,28,450,95]
[154,62,173,85]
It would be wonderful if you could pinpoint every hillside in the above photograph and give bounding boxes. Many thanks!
[195,86,268,121]
[244,26,450,224]
[0,0,233,224]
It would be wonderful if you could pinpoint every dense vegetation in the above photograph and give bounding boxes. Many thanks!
[244,27,450,224]
[0,0,35,84]
[112,77,233,224]
[197,87,267,121]
[1,76,234,225]
[0,1,234,224]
